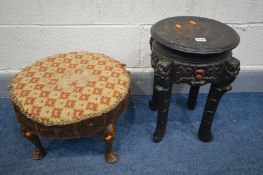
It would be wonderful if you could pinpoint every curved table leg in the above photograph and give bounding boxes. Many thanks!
[101,121,118,164]
[21,129,46,160]
[187,85,200,110]
[198,84,232,142]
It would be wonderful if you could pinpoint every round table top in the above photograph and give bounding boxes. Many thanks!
[151,16,240,54]
[10,51,130,126]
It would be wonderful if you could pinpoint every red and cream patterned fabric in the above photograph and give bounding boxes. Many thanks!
[10,52,131,126]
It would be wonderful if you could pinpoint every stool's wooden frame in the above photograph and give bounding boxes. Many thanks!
[12,94,129,164]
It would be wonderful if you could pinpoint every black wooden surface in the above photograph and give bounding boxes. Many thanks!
[151,16,240,54]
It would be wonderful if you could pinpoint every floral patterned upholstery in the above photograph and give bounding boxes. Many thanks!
[10,51,131,126]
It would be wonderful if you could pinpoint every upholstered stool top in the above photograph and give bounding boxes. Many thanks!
[10,51,130,126]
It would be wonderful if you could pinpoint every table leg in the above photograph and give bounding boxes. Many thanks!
[102,121,118,164]
[198,84,232,142]
[149,75,158,111]
[153,83,172,143]
[151,55,173,143]
[187,85,200,110]
[21,128,46,160]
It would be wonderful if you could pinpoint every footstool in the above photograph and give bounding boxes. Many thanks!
[9,51,131,163]
[149,16,240,142]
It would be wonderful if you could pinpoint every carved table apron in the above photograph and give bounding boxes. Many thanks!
[149,16,240,143]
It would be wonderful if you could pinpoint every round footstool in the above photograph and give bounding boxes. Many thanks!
[9,51,131,164]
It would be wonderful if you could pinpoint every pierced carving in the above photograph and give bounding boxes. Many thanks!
[151,48,240,86]
[150,51,160,69]
[154,57,173,77]
[222,57,240,85]
[151,51,173,90]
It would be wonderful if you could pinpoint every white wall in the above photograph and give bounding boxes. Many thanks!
[0,0,263,72]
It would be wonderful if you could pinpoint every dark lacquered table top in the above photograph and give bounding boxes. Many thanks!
[151,16,240,54]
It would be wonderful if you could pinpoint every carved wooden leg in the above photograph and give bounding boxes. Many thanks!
[102,121,118,164]
[149,75,158,111]
[21,129,46,160]
[198,84,232,142]
[153,83,172,143]
[150,53,173,142]
[187,85,200,110]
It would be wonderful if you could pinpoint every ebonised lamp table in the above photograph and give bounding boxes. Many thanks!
[149,16,240,143]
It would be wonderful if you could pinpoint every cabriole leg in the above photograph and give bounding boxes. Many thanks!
[21,129,46,160]
[102,121,118,164]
